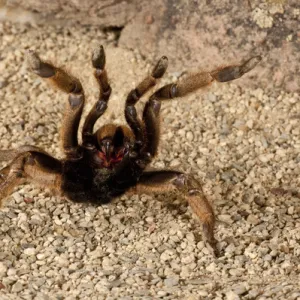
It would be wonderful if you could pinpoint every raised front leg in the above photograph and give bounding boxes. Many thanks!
[150,56,261,101]
[82,46,112,148]
[141,99,161,157]
[26,51,85,159]
[128,170,219,256]
[125,56,168,151]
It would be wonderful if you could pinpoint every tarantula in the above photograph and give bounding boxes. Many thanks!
[0,46,261,255]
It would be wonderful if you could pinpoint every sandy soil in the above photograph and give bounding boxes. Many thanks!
[0,22,299,300]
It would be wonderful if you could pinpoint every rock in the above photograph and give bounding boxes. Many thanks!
[11,281,23,293]
[226,291,240,300]
[24,248,36,256]
[218,214,233,224]
[3,1,298,92]
[164,277,179,287]
[247,214,260,225]
[0,262,7,276]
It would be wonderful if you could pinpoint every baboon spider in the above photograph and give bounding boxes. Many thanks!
[0,46,261,255]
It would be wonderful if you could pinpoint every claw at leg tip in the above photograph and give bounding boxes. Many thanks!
[152,55,168,78]
[92,45,105,69]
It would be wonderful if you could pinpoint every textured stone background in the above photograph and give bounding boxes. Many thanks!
[0,21,299,299]
[1,0,300,92]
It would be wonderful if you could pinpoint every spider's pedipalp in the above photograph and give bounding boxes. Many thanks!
[82,45,111,147]
[124,56,168,153]
[126,55,168,106]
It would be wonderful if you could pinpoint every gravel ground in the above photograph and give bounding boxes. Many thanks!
[0,22,299,300]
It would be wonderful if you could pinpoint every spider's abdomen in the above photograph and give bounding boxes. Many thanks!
[61,159,111,204]
[61,158,138,205]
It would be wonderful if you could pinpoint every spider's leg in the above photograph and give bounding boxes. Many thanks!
[0,145,50,162]
[128,170,219,256]
[82,46,112,147]
[27,51,85,159]
[125,56,168,151]
[0,151,62,206]
[141,99,161,157]
[149,56,261,101]
[140,56,261,159]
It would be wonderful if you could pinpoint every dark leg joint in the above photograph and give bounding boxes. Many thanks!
[102,86,112,100]
[171,173,187,189]
[125,105,138,120]
[150,84,177,100]
[69,94,84,109]
[96,100,108,114]
[71,82,83,94]
[126,89,140,106]
[148,99,161,116]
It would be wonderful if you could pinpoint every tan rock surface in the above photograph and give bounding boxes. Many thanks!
[2,0,299,91]
[0,21,299,299]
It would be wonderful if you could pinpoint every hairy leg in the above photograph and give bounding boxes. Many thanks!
[27,51,85,159]
[128,170,219,256]
[125,56,168,151]
[150,56,261,101]
[82,45,112,148]
[140,56,261,160]
[141,99,161,157]
[0,151,62,206]
[0,145,50,162]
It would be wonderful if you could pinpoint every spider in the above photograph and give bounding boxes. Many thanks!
[0,46,261,255]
